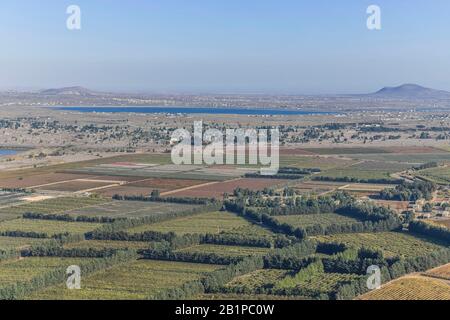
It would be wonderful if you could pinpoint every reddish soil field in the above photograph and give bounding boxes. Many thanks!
[96,186,156,197]
[127,178,209,189]
[38,180,116,192]
[167,178,286,199]
[0,173,94,189]
[95,178,211,197]
[77,175,144,182]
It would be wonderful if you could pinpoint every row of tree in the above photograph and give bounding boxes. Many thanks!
[23,212,115,223]
[409,220,450,244]
[151,256,264,300]
[112,194,217,205]
[379,181,437,202]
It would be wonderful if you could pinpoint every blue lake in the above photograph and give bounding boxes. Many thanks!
[57,106,334,116]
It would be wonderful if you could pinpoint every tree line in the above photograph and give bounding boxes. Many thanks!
[379,181,437,202]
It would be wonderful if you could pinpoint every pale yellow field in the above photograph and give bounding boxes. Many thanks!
[358,276,450,300]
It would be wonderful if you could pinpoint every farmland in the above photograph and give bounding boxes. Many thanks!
[175,244,272,258]
[0,196,110,218]
[0,191,26,207]
[358,276,450,300]
[65,200,204,219]
[126,211,255,235]
[0,107,450,302]
[0,257,100,286]
[64,163,255,181]
[417,165,450,184]
[0,173,95,189]
[313,232,447,258]
[279,155,356,170]
[0,236,47,251]
[63,240,152,251]
[278,271,363,295]
[274,213,361,229]
[27,260,222,300]
[167,178,286,199]
[38,180,117,192]
[425,263,450,281]
[0,218,102,237]
[223,269,291,293]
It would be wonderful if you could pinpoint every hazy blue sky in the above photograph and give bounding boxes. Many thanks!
[1,0,450,94]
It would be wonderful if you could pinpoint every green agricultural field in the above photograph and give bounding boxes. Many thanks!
[349,160,413,172]
[175,244,272,258]
[417,166,450,184]
[27,260,222,300]
[277,272,363,295]
[0,191,26,207]
[348,153,450,164]
[63,240,153,251]
[224,269,291,293]
[274,213,360,229]
[305,147,393,155]
[220,224,276,238]
[126,211,253,235]
[279,155,356,170]
[0,257,99,286]
[317,168,395,181]
[0,197,110,218]
[313,232,447,258]
[0,236,48,251]
[65,200,203,219]
[0,219,101,237]
[314,159,414,181]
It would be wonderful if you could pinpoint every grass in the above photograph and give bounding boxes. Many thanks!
[126,211,253,235]
[358,276,450,300]
[278,272,363,295]
[313,232,447,258]
[0,236,48,251]
[417,166,450,184]
[317,168,394,180]
[220,224,276,238]
[65,200,203,219]
[274,213,361,229]
[175,244,272,258]
[348,153,450,164]
[0,197,110,218]
[0,219,102,237]
[279,155,356,170]
[0,257,99,286]
[0,191,26,207]
[27,260,222,300]
[224,269,291,293]
[63,240,153,251]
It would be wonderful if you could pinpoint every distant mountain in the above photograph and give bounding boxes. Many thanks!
[39,86,104,96]
[371,84,450,99]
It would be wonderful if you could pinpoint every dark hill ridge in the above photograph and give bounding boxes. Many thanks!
[371,84,450,99]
